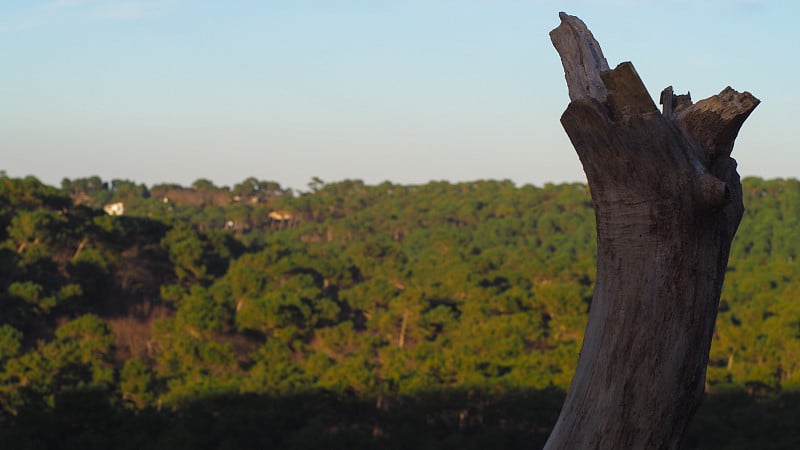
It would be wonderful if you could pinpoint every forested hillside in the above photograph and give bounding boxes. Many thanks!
[1,174,798,449]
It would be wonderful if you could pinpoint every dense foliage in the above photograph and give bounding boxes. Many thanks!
[1,174,798,449]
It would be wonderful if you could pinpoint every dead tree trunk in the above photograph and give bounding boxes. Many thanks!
[543,13,759,449]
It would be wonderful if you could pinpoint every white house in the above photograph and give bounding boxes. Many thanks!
[103,202,125,216]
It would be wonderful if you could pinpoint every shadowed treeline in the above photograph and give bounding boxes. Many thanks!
[1,388,799,449]
[0,387,562,450]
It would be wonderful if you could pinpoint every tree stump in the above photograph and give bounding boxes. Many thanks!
[543,12,759,449]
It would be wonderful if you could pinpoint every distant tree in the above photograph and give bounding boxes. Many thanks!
[191,178,219,191]
[0,325,22,366]
[231,177,287,202]
[110,179,149,201]
[0,176,70,211]
[0,315,114,415]
[61,176,108,195]
[6,210,67,258]
[120,357,155,408]
[307,176,325,193]
[243,340,313,394]
[150,182,184,192]
[161,224,209,285]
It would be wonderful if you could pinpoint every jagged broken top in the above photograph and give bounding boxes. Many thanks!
[550,12,610,102]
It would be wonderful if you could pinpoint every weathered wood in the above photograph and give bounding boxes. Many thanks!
[544,12,759,449]
[549,12,610,103]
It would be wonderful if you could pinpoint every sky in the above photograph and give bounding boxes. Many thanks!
[1,0,797,191]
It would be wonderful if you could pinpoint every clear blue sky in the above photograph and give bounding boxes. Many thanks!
[1,0,797,190]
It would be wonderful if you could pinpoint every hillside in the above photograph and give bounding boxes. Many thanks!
[0,174,798,449]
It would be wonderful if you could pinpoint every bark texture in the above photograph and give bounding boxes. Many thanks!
[544,12,759,449]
